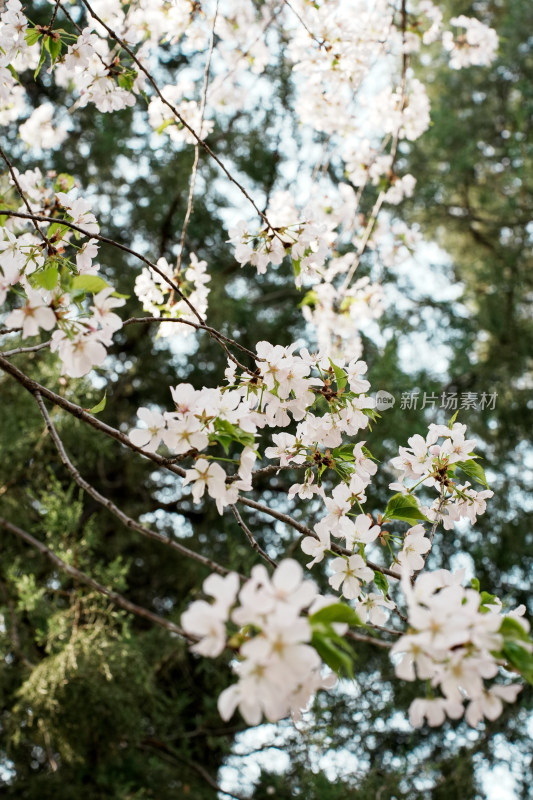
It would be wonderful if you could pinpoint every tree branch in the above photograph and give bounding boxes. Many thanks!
[34,391,235,577]
[77,0,278,236]
[0,516,195,642]
[238,496,401,580]
[230,504,278,568]
[0,208,259,372]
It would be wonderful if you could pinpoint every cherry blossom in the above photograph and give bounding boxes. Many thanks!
[5,289,56,338]
[328,555,374,600]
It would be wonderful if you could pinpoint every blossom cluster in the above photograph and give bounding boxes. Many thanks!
[443,15,499,70]
[389,422,494,531]
[181,560,335,725]
[134,252,210,336]
[392,569,526,727]
[0,169,125,376]
[129,343,375,512]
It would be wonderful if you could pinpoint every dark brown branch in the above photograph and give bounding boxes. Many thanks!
[0,209,258,372]
[0,352,187,477]
[230,504,278,568]
[0,516,195,641]
[238,496,401,580]
[34,391,234,577]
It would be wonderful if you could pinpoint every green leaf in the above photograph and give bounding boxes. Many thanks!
[500,616,531,643]
[448,411,459,430]
[382,493,429,525]
[311,632,354,679]
[470,577,480,592]
[448,410,459,428]
[48,36,63,63]
[330,359,347,392]
[362,445,379,463]
[34,41,47,79]
[479,590,497,609]
[373,571,389,596]
[331,444,356,462]
[118,71,136,91]
[501,641,533,685]
[88,393,107,414]
[454,459,490,489]
[25,27,43,47]
[6,63,19,81]
[333,462,353,482]
[310,602,362,627]
[71,275,110,294]
[31,264,58,291]
[47,221,70,240]
[291,257,301,281]
[210,419,256,454]
[208,432,233,455]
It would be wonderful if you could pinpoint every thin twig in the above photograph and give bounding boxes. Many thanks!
[338,1,409,298]
[77,0,277,235]
[122,315,260,364]
[345,629,391,649]
[338,189,386,296]
[1,341,51,357]
[47,0,61,28]
[175,0,219,275]
[238,496,401,580]
[0,147,49,245]
[230,504,278,568]
[0,209,260,372]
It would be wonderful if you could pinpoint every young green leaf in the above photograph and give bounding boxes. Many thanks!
[71,275,110,294]
[329,359,347,392]
[373,571,389,596]
[501,641,533,685]
[48,36,63,63]
[310,602,362,628]
[25,27,42,47]
[500,616,531,644]
[382,493,429,524]
[311,631,354,679]
[448,410,459,428]
[88,393,107,414]
[31,264,58,291]
[34,41,47,79]
[454,459,490,489]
